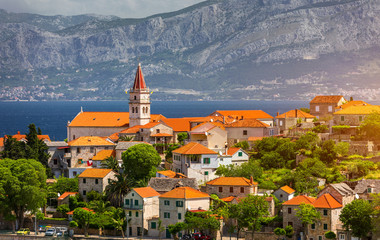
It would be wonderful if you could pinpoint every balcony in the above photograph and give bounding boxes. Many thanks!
[64,152,71,158]
[123,204,143,210]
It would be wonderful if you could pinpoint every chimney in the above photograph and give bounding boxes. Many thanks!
[17,131,20,134]
[277,112,279,116]
[223,116,225,124]
[250,176,254,184]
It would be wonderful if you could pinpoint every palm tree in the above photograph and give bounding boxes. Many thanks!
[118,136,134,142]
[101,156,119,172]
[89,200,111,214]
[105,173,134,208]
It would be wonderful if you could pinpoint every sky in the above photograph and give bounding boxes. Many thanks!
[0,0,206,18]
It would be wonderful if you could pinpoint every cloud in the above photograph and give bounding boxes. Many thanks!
[0,0,205,18]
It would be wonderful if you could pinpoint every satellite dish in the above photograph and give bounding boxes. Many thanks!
[355,194,359,199]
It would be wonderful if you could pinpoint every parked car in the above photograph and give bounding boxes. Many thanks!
[45,227,56,236]
[16,228,30,235]
[192,232,211,240]
[56,227,68,237]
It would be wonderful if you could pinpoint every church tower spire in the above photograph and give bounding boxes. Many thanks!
[129,63,151,127]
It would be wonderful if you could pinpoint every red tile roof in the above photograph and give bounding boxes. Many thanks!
[92,150,116,161]
[157,170,177,178]
[67,207,94,215]
[0,137,3,147]
[313,193,342,209]
[248,136,264,141]
[335,100,370,110]
[211,110,274,119]
[173,142,217,155]
[11,131,51,142]
[277,109,315,119]
[161,118,194,132]
[227,147,240,156]
[78,168,114,178]
[69,112,130,127]
[283,195,315,205]
[206,177,257,186]
[58,192,78,200]
[310,95,345,104]
[134,187,160,198]
[140,122,160,129]
[151,133,173,137]
[221,196,236,202]
[225,119,269,128]
[68,136,115,146]
[159,187,209,199]
[133,63,147,90]
[280,185,295,194]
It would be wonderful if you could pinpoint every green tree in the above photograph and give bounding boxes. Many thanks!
[86,190,104,202]
[232,140,250,151]
[157,218,165,240]
[318,140,337,165]
[312,125,328,133]
[100,156,119,172]
[122,144,161,183]
[0,158,47,229]
[325,231,337,240]
[295,132,319,151]
[284,225,294,238]
[185,211,220,236]
[26,124,50,170]
[296,203,320,240]
[164,144,180,161]
[260,152,285,169]
[51,176,78,194]
[339,199,373,239]
[300,107,310,113]
[105,173,134,207]
[57,204,70,217]
[110,207,126,238]
[274,228,286,239]
[215,160,262,180]
[168,222,187,240]
[372,193,380,236]
[358,112,380,140]
[1,136,27,159]
[118,135,134,142]
[335,142,350,157]
[73,207,95,236]
[177,132,188,145]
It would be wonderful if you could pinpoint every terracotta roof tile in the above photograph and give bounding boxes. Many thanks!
[212,110,273,119]
[78,168,114,178]
[68,136,115,146]
[159,187,209,199]
[151,133,173,137]
[225,119,269,128]
[227,147,240,156]
[335,101,371,110]
[69,112,130,127]
[157,170,177,178]
[11,131,51,142]
[310,95,345,104]
[120,125,141,134]
[248,136,264,141]
[134,187,160,198]
[221,196,236,202]
[313,193,342,209]
[140,122,161,129]
[277,109,315,119]
[283,195,315,205]
[132,63,147,90]
[280,185,295,194]
[150,114,166,122]
[67,207,94,215]
[173,142,217,155]
[92,150,115,161]
[0,137,3,147]
[108,132,120,142]
[333,105,380,115]
[161,118,194,132]
[206,177,257,186]
[58,192,78,200]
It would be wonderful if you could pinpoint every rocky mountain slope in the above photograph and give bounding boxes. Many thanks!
[1,0,380,101]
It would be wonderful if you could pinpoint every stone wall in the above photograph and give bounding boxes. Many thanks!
[244,231,278,240]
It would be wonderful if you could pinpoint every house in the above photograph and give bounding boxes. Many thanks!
[335,100,371,111]
[317,183,356,206]
[78,168,117,201]
[220,196,275,217]
[160,118,195,144]
[156,170,187,179]
[67,136,115,169]
[205,177,258,199]
[209,110,274,127]
[224,119,276,146]
[66,207,94,221]
[226,147,249,165]
[189,122,227,152]
[308,193,343,240]
[46,141,69,178]
[276,109,315,134]
[156,187,210,238]
[147,178,199,194]
[282,195,316,235]
[115,141,148,163]
[309,95,346,120]
[172,142,225,183]
[273,185,295,202]
[91,149,116,168]
[346,179,380,201]
[58,192,78,206]
[123,187,160,237]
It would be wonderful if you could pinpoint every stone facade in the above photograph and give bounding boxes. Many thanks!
[282,205,304,235]
[308,208,342,240]
[190,125,227,152]
[310,97,346,120]
[205,184,257,199]
[333,114,366,126]
[225,127,274,147]
[78,171,117,201]
[67,126,127,141]
[317,184,355,206]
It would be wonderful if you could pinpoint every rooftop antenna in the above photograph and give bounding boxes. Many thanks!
[80,106,83,112]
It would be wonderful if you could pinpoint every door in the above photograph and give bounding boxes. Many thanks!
[166,228,171,238]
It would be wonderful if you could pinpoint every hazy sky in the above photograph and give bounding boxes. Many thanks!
[0,0,206,18]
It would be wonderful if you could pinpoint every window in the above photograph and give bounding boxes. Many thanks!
[288,208,291,214]
[280,120,283,126]
[164,200,170,206]
[134,200,138,206]
[73,171,77,176]
[129,211,132,217]
[243,130,247,135]
[238,152,242,157]
[328,106,333,112]
[315,106,320,112]
[178,213,182,220]
[311,223,315,230]
[95,179,99,184]
[203,158,210,164]
[83,190,86,196]
[359,116,363,121]
[164,212,170,218]
[319,236,323,240]
[339,234,345,240]
[90,147,94,153]
[280,194,283,198]
[132,108,134,113]
[240,187,244,193]
[136,211,139,217]
[156,129,160,133]
[323,209,328,216]
[323,223,328,230]
[54,159,58,165]
[125,199,130,206]
[230,187,233,193]
[176,201,183,207]
[134,96,136,100]
[136,107,138,113]
[151,222,156,229]
[83,178,86,184]
[219,187,223,193]
[341,116,345,121]
[368,188,372,193]
[77,147,81,154]
[205,171,208,176]
[132,193,134,196]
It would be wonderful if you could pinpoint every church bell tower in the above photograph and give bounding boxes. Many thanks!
[129,63,151,128]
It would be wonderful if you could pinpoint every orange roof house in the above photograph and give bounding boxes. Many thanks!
[274,185,296,202]
[277,109,315,119]
[310,95,346,104]
[159,187,210,199]
[92,149,116,161]
[313,193,342,209]
[156,170,187,178]
[8,131,51,142]
[205,177,258,198]
[282,195,315,205]
[333,105,380,115]
[309,95,347,119]
[224,119,269,128]
[78,168,114,178]
[133,187,160,198]
[68,136,115,146]
[69,112,131,127]
[173,142,217,155]
[206,177,257,186]
[58,192,78,206]
[335,100,371,110]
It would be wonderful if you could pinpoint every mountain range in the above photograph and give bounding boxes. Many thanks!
[1,0,380,101]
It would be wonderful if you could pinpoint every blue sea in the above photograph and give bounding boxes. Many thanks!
[0,100,309,141]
